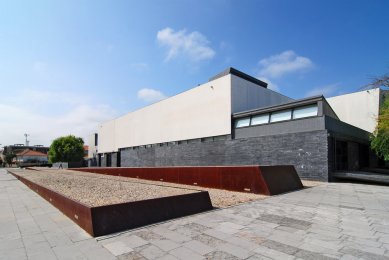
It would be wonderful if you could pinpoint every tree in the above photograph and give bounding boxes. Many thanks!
[370,72,389,161]
[369,74,389,89]
[4,152,16,166]
[48,135,84,163]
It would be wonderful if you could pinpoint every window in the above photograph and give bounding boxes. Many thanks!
[293,105,318,119]
[201,137,213,142]
[251,114,269,126]
[270,110,292,122]
[187,139,199,144]
[235,117,250,128]
[213,135,227,141]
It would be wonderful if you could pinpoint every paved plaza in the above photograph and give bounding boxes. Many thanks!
[1,169,389,260]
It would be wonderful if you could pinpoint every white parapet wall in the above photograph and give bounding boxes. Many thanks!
[326,88,382,133]
[98,74,232,153]
[96,69,299,154]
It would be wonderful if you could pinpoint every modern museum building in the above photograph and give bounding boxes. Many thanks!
[88,68,387,181]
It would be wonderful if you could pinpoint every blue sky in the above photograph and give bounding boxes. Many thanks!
[1,0,388,146]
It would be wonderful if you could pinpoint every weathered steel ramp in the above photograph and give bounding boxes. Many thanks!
[8,170,212,237]
[73,165,303,195]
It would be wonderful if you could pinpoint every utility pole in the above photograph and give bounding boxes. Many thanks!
[24,133,30,146]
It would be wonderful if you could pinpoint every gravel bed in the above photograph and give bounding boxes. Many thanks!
[9,169,198,207]
[63,169,268,208]
[13,168,319,208]
[17,168,268,208]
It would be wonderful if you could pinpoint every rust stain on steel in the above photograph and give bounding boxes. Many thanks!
[8,170,213,237]
[73,165,303,195]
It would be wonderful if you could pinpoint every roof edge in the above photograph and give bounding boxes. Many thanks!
[209,67,268,88]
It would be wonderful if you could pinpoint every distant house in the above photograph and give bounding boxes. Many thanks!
[15,149,48,166]
[3,144,49,155]
[83,145,89,159]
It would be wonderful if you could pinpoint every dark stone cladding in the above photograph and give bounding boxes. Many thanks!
[120,130,329,181]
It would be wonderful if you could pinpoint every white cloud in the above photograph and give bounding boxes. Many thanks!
[0,89,116,146]
[259,50,314,78]
[257,77,279,92]
[157,27,215,62]
[137,88,167,103]
[305,83,339,97]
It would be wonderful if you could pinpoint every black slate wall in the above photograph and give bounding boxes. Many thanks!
[120,130,329,181]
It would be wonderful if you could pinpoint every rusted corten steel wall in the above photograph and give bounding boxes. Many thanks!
[8,170,213,237]
[74,165,303,195]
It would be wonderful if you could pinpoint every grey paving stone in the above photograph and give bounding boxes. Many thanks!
[0,247,27,260]
[151,239,181,251]
[216,222,245,230]
[340,247,389,260]
[103,241,134,256]
[217,242,254,259]
[193,233,225,247]
[132,229,164,241]
[173,225,202,238]
[24,240,52,255]
[246,254,273,260]
[257,213,284,224]
[268,229,303,247]
[117,251,147,260]
[183,240,214,255]
[235,230,266,245]
[182,222,209,233]
[253,245,295,260]
[139,244,166,259]
[343,244,386,256]
[43,232,73,247]
[0,238,24,251]
[295,249,337,260]
[261,239,299,255]
[339,254,363,260]
[342,236,383,248]
[170,246,204,260]
[52,244,88,260]
[27,250,57,260]
[122,234,149,248]
[156,254,179,260]
[151,226,191,243]
[224,236,259,251]
[302,237,343,251]
[84,246,117,260]
[204,250,240,260]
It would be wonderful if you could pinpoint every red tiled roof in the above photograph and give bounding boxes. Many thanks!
[16,149,47,157]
